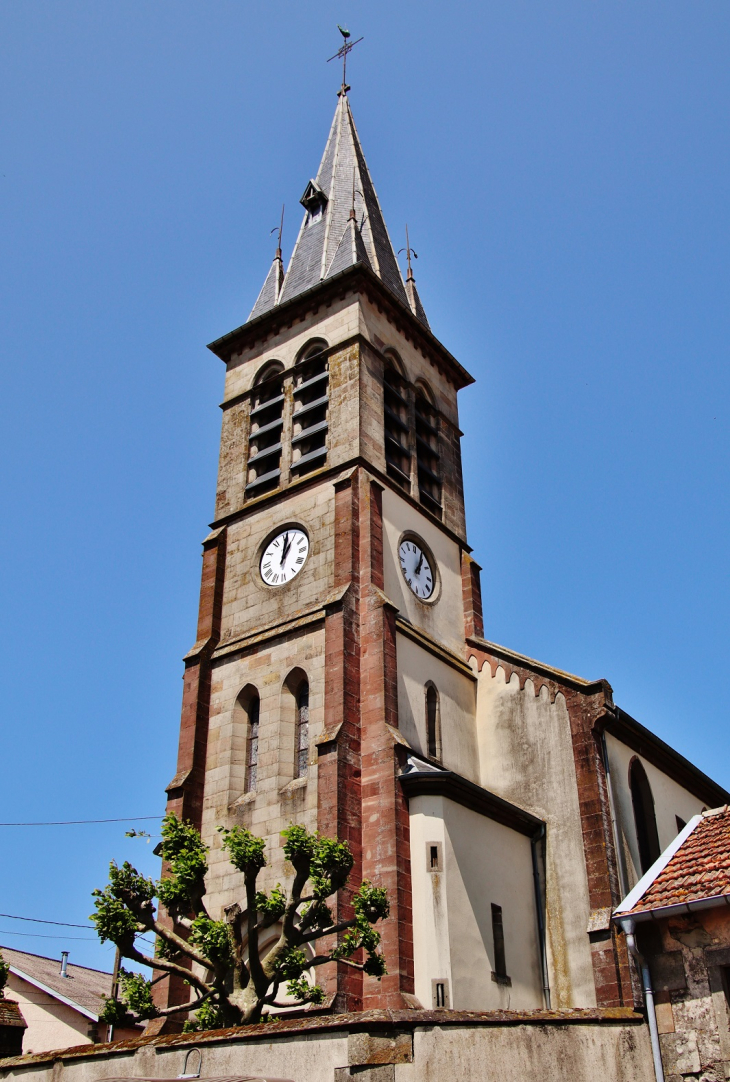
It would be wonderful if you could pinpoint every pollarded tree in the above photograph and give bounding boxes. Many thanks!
[91,814,388,1030]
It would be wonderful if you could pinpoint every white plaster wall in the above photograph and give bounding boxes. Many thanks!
[409,794,543,1012]
[6,976,90,1055]
[605,732,706,891]
[382,487,465,653]
[408,796,452,1009]
[474,663,597,1007]
[396,634,478,781]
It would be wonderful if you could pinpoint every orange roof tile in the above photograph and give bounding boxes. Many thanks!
[619,806,730,917]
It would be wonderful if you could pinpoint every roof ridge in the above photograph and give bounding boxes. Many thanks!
[0,945,113,977]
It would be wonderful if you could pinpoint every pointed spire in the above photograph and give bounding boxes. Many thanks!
[248,206,286,321]
[247,94,422,323]
[401,225,430,330]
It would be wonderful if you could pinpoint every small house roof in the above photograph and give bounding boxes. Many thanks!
[614,805,730,923]
[1,946,117,1022]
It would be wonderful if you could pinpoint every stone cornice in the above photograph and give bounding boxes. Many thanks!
[210,456,471,551]
[207,263,474,392]
[396,616,476,680]
[400,768,544,838]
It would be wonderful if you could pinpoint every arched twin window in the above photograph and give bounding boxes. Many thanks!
[246,342,329,501]
[426,683,441,761]
[629,758,661,874]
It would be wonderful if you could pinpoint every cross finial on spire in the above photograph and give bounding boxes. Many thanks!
[269,204,285,260]
[398,225,418,282]
[327,27,363,95]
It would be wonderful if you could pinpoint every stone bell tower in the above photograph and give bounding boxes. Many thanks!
[163,83,480,1016]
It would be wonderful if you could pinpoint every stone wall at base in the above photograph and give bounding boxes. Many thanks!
[0,1008,654,1082]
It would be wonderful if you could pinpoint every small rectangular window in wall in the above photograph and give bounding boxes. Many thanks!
[291,350,328,477]
[426,842,442,872]
[490,903,511,985]
[431,978,450,1009]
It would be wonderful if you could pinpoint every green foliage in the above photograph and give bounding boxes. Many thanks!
[189,917,232,967]
[309,835,354,898]
[99,995,131,1027]
[254,885,287,923]
[286,976,325,1004]
[91,861,154,946]
[90,815,390,1027]
[219,825,267,874]
[157,814,209,915]
[101,969,160,1021]
[273,947,308,981]
[182,999,226,1033]
[299,898,334,932]
[353,881,390,924]
[155,935,181,961]
[330,881,389,979]
[0,950,8,999]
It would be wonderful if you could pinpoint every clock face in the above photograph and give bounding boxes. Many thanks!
[260,528,309,586]
[398,538,435,600]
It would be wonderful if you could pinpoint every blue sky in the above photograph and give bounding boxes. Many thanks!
[1,1,728,972]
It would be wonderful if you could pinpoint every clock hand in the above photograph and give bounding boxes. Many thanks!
[280,533,290,566]
[415,551,424,576]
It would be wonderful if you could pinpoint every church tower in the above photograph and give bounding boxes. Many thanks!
[163,83,481,1014]
[162,66,729,1024]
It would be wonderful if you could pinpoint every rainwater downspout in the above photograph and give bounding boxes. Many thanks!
[531,826,551,1009]
[620,918,665,1082]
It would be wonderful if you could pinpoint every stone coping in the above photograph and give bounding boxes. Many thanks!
[0,1007,644,1071]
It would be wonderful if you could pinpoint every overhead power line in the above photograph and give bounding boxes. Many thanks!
[0,816,162,827]
[0,913,93,929]
[0,929,96,941]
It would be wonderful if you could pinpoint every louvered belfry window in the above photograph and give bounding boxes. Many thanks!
[245,696,260,793]
[415,391,442,516]
[246,365,285,496]
[383,366,411,491]
[295,683,309,779]
[291,346,328,477]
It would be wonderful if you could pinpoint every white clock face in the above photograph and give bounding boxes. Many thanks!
[398,538,435,600]
[260,528,309,587]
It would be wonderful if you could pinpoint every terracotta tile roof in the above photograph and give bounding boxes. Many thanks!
[0,999,26,1029]
[1,946,114,1020]
[617,806,730,918]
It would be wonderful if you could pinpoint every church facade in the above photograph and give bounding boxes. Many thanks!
[161,87,728,1021]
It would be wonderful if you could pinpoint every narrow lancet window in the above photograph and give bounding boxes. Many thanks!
[295,682,309,779]
[245,696,260,793]
[247,363,285,497]
[426,684,441,760]
[491,904,507,979]
[291,343,328,477]
[415,389,441,516]
[384,365,411,490]
[630,759,661,873]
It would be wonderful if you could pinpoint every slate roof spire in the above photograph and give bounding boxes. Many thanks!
[248,93,429,326]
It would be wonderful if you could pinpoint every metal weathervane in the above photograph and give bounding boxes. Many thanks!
[327,26,364,94]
